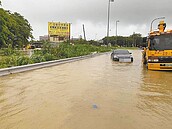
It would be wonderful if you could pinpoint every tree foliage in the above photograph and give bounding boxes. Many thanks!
[0,8,33,48]
[103,33,144,47]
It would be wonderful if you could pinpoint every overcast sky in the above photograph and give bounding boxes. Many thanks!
[2,0,172,40]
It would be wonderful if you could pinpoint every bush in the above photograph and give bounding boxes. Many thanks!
[3,45,21,56]
[3,48,15,56]
[30,54,46,63]
[0,55,32,68]
[0,41,112,69]
[0,55,17,67]
[0,63,8,68]
[17,56,32,66]
[43,53,56,61]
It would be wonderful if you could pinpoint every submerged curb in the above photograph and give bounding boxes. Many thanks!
[0,52,109,77]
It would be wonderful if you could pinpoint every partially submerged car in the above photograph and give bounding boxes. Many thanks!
[111,49,133,62]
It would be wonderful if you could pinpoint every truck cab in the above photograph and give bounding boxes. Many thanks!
[143,21,172,70]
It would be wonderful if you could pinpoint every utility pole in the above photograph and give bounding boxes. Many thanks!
[83,24,86,41]
[115,20,119,45]
[69,23,71,43]
[133,32,135,47]
[106,0,114,45]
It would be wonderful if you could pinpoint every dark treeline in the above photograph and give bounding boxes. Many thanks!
[103,33,146,47]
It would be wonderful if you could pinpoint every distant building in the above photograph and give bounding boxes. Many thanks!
[39,35,49,41]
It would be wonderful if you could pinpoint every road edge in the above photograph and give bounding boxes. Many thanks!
[0,52,109,77]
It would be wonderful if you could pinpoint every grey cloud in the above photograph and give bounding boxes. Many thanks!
[2,0,172,39]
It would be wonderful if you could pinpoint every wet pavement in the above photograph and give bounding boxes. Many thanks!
[0,50,172,129]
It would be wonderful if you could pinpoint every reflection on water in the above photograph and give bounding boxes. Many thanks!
[138,70,172,125]
[0,50,172,129]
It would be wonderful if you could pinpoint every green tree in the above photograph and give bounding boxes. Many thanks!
[0,8,33,48]
[11,12,33,47]
[0,9,14,47]
[102,33,143,47]
[130,33,142,47]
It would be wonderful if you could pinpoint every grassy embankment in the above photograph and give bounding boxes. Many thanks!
[0,42,112,69]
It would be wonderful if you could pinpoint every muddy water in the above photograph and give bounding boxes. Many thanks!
[0,50,172,129]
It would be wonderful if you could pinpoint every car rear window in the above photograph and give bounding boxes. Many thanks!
[114,50,129,54]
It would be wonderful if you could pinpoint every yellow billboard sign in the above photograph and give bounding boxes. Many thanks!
[48,22,70,37]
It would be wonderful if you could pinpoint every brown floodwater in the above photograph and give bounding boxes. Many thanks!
[0,50,172,129]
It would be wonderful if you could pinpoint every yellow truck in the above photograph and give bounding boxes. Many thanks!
[143,21,172,70]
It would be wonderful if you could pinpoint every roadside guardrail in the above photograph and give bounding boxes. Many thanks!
[0,52,108,77]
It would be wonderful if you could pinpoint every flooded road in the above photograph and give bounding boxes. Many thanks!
[0,50,172,129]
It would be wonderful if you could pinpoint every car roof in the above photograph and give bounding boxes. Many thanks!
[113,49,129,53]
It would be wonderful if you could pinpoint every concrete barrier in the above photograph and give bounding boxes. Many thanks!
[0,52,109,77]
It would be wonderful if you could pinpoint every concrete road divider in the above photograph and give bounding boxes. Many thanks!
[0,52,108,77]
